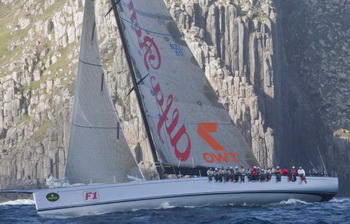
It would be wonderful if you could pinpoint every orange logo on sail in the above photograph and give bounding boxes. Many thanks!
[198,122,239,164]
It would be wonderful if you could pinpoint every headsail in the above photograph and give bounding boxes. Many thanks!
[111,0,259,174]
[64,0,142,185]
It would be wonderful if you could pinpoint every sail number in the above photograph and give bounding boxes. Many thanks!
[169,43,184,56]
[198,123,239,164]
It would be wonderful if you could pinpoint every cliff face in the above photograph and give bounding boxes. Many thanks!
[281,0,350,195]
[0,0,349,194]
[168,0,285,167]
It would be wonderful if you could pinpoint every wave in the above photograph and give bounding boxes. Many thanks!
[329,198,350,203]
[159,202,176,209]
[0,199,35,206]
[270,198,311,206]
[130,202,177,212]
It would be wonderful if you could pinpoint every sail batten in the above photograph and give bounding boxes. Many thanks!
[64,0,142,185]
[79,58,102,67]
[113,0,259,172]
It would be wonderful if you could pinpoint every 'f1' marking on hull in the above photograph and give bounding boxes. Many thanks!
[84,191,99,202]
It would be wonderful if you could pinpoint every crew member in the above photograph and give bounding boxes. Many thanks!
[260,168,266,181]
[214,168,220,182]
[239,166,245,182]
[234,167,239,182]
[282,166,292,181]
[224,167,231,182]
[266,167,272,181]
[246,167,252,181]
[298,166,307,183]
[275,166,282,182]
[291,166,298,182]
[219,166,225,182]
[251,166,257,181]
[207,168,214,182]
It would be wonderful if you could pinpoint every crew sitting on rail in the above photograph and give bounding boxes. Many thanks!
[282,166,289,176]
[251,166,257,181]
[239,166,246,182]
[213,168,220,182]
[224,167,231,182]
[259,169,266,181]
[208,165,310,184]
[282,166,293,181]
[266,167,272,181]
[207,168,214,181]
[246,167,251,181]
[232,167,239,182]
[255,167,261,181]
[275,166,282,182]
[291,166,298,182]
[298,166,307,183]
[220,166,226,182]
[228,167,234,182]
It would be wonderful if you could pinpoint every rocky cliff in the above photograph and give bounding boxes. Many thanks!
[281,0,350,195]
[0,0,349,195]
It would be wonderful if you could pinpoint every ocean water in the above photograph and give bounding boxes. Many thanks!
[0,198,349,224]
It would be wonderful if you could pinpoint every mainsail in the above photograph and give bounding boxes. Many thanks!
[111,0,259,174]
[64,0,142,185]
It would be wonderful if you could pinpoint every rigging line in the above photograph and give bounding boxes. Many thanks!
[105,7,113,17]
[309,160,317,170]
[106,0,120,17]
[317,145,328,176]
[126,73,149,96]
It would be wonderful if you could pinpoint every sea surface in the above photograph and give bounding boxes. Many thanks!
[0,197,349,224]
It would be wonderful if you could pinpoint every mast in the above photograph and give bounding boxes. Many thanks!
[109,0,163,178]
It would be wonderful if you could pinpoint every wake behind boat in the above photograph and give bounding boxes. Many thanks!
[1,0,338,218]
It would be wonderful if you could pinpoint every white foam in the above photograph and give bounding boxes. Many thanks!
[0,199,35,206]
[275,198,310,205]
[329,198,349,203]
[160,202,175,209]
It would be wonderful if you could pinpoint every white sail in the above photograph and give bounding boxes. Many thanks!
[116,0,259,171]
[64,0,142,185]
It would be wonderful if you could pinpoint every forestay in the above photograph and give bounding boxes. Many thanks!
[115,0,259,171]
[64,0,142,185]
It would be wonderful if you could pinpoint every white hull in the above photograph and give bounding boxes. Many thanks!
[34,176,338,218]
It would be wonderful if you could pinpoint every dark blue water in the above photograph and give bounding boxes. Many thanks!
[0,198,348,224]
